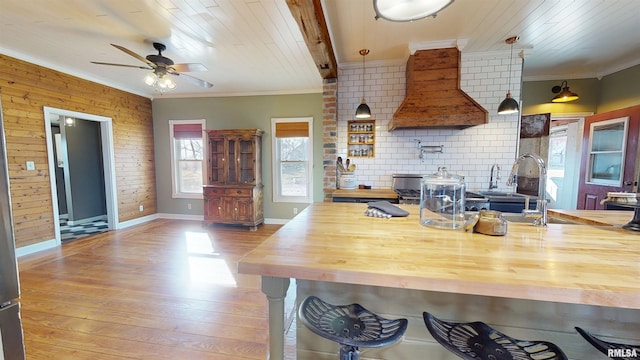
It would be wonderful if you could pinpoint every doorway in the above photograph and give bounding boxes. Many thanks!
[518,113,585,209]
[43,107,118,244]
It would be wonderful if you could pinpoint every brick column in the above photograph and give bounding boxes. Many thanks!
[322,78,337,201]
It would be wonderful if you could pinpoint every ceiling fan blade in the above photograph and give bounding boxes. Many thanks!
[173,73,214,88]
[170,63,208,72]
[91,61,151,70]
[110,44,156,68]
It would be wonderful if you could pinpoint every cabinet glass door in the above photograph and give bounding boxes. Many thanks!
[586,117,628,186]
[208,137,225,183]
[239,139,255,183]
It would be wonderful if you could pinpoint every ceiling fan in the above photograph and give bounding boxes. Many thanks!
[91,42,213,89]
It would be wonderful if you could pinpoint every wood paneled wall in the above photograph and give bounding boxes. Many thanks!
[0,54,156,248]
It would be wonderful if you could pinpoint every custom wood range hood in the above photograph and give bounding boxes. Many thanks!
[388,47,488,130]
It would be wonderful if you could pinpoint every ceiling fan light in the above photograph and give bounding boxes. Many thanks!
[498,92,519,115]
[374,0,454,22]
[144,72,157,86]
[157,76,175,89]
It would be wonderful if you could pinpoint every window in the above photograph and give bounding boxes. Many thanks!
[272,117,313,203]
[170,120,205,198]
[586,117,628,186]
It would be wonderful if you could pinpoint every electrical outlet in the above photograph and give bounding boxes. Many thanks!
[187,203,192,210]
[139,204,144,212]
[293,207,298,215]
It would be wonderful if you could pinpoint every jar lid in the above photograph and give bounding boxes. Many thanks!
[422,167,464,185]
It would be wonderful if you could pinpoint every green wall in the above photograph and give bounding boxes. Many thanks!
[522,64,640,115]
[152,93,323,221]
[598,64,640,113]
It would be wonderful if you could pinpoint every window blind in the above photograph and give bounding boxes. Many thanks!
[173,123,203,139]
[275,122,309,138]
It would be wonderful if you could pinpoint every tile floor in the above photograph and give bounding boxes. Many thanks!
[60,218,108,242]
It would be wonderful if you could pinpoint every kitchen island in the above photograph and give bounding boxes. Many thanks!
[238,203,640,359]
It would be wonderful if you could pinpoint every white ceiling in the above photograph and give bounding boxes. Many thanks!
[1,0,639,99]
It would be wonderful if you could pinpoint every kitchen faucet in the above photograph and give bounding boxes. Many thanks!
[507,153,548,226]
[489,164,500,190]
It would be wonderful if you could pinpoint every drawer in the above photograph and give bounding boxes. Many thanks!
[228,188,252,197]
[204,187,252,197]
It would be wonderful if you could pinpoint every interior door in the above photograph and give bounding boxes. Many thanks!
[577,107,640,209]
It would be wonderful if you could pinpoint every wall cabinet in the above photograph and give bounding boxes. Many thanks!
[347,120,375,157]
[204,129,263,230]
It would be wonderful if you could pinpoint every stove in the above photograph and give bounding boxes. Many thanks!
[391,173,490,210]
[392,174,424,204]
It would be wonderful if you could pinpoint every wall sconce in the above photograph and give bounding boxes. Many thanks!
[551,80,579,103]
[374,0,454,21]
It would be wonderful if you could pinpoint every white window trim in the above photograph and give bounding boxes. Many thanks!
[169,119,206,199]
[585,116,628,187]
[272,117,313,203]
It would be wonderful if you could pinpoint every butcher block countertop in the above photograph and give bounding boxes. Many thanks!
[549,209,634,226]
[239,203,640,309]
[331,188,398,199]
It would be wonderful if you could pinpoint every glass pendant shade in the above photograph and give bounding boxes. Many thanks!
[355,100,371,119]
[498,92,519,115]
[144,70,176,92]
[551,81,579,102]
[374,0,454,22]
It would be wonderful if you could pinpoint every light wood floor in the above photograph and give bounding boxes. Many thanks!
[17,219,297,359]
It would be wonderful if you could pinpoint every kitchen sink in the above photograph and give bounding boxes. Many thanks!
[501,213,579,225]
[477,191,531,198]
[470,191,538,212]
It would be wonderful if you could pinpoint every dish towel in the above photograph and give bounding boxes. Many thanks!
[366,201,410,218]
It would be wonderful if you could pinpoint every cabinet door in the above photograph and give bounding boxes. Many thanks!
[208,137,226,184]
[206,195,225,221]
[234,197,254,222]
[238,138,256,184]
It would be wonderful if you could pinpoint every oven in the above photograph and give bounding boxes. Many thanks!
[391,174,489,210]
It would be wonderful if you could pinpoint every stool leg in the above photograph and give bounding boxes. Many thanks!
[339,345,359,360]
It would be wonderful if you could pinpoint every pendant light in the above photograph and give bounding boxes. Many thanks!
[497,36,520,115]
[355,49,371,119]
[551,80,579,102]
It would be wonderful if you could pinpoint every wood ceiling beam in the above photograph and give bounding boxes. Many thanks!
[285,0,337,79]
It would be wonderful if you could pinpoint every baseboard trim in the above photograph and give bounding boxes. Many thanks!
[16,239,58,258]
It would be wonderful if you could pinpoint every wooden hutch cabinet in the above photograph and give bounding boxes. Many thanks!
[204,129,264,230]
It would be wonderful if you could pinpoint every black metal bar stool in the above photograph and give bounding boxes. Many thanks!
[575,327,640,360]
[423,312,568,360]
[299,296,408,360]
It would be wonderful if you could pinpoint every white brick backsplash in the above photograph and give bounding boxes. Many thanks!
[337,52,522,192]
